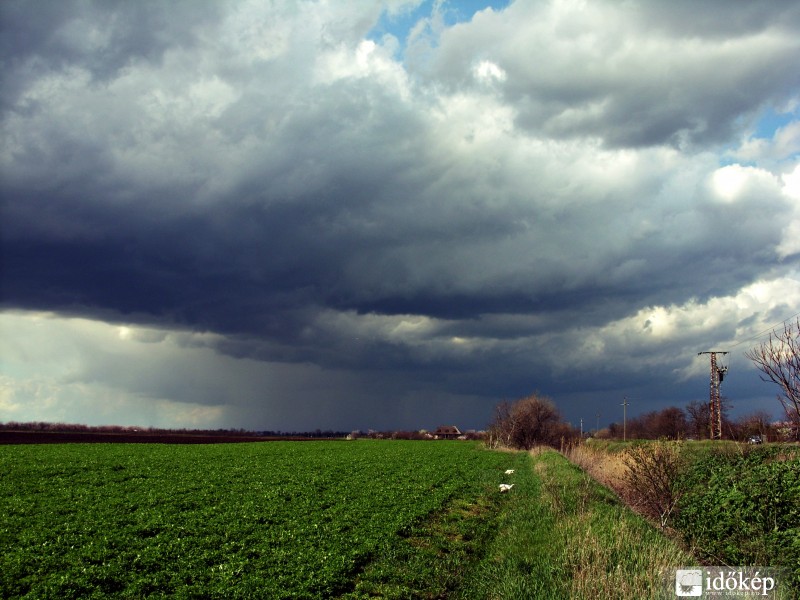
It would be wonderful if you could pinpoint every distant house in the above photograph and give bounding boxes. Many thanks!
[433,425,461,439]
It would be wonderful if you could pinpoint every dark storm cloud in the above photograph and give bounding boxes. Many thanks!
[1,0,799,430]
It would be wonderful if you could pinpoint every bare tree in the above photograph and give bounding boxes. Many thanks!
[684,397,732,439]
[745,318,800,440]
[730,411,773,442]
[488,393,564,450]
[607,406,688,440]
[685,400,709,439]
[487,400,514,448]
[654,406,688,439]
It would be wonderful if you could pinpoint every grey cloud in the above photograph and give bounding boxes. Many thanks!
[2,121,792,346]
[1,0,221,111]
[629,0,800,39]
[427,0,800,148]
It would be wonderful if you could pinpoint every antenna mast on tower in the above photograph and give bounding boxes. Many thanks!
[698,351,728,439]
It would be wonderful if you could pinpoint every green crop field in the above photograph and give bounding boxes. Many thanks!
[0,440,516,599]
[5,439,752,599]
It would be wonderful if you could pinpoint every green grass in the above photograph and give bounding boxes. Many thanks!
[0,441,514,599]
[461,449,693,599]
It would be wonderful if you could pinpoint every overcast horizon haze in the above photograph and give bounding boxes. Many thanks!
[2,0,800,433]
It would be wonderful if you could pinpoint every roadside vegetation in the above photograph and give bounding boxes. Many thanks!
[460,448,692,599]
[674,444,800,592]
[480,386,799,597]
[565,439,800,596]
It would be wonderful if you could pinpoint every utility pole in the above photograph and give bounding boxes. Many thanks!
[580,418,583,438]
[698,351,728,440]
[621,397,629,441]
[596,412,600,434]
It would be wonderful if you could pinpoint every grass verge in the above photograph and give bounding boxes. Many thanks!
[459,448,693,599]
[338,451,531,599]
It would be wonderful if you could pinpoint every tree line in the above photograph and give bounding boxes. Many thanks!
[603,400,784,442]
[488,392,793,451]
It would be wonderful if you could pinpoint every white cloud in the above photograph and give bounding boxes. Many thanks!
[472,59,506,84]
[557,276,800,380]
[0,312,230,427]
[0,311,476,430]
[0,374,225,428]
[777,163,800,257]
[708,164,781,203]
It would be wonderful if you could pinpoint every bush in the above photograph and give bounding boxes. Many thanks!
[673,446,800,592]
[622,440,686,528]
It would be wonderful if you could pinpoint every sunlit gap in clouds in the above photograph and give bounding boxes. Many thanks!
[367,0,511,57]
[0,312,229,429]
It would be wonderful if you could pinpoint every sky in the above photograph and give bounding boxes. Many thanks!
[1,0,800,433]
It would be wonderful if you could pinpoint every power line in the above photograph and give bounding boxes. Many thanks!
[725,310,800,351]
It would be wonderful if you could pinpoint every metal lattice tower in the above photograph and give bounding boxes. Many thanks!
[698,351,728,439]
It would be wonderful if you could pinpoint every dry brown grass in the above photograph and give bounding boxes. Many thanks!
[562,442,629,497]
[527,445,550,458]
[534,449,694,599]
